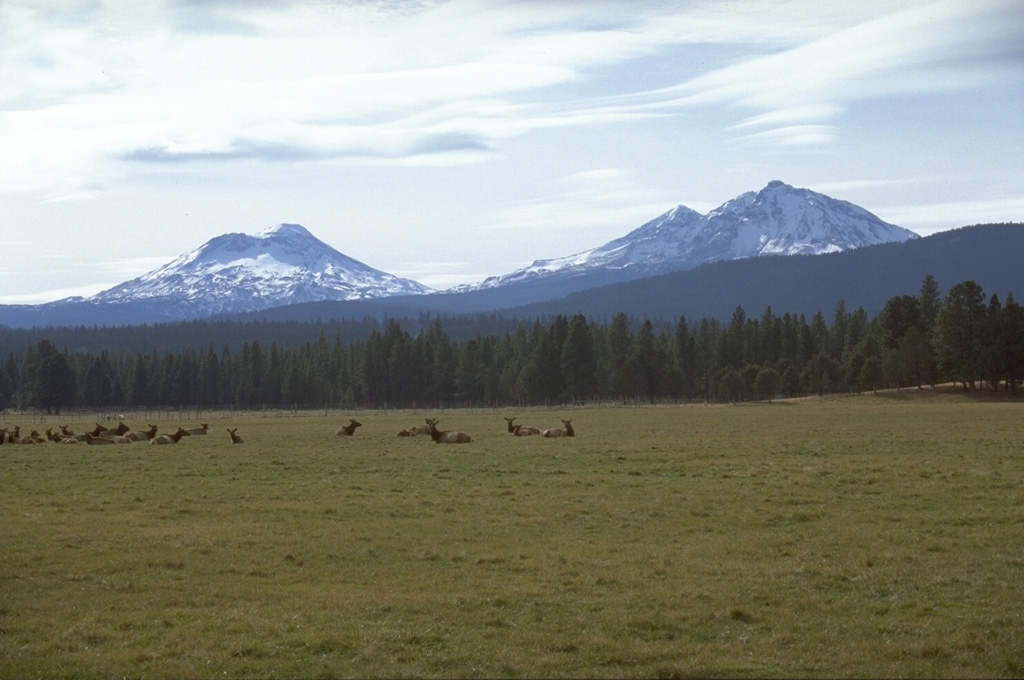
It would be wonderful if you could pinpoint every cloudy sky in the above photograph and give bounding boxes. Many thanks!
[2,0,1022,304]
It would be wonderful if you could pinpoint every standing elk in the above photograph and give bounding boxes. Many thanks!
[336,419,362,436]
[227,428,244,444]
[541,419,575,438]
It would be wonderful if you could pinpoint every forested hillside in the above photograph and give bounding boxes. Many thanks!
[2,275,1021,413]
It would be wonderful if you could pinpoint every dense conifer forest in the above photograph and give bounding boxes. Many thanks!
[1,276,1021,413]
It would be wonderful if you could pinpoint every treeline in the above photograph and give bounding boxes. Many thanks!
[2,276,1021,413]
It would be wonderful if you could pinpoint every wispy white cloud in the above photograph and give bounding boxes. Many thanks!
[877,196,1024,233]
[5,0,1018,197]
[6,0,963,196]
[481,168,674,253]
[1,0,1020,303]
[622,0,1023,145]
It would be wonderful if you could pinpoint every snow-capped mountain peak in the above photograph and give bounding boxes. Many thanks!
[455,180,917,292]
[91,223,432,317]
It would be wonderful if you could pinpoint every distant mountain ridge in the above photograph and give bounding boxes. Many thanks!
[222,223,1021,325]
[3,225,1018,357]
[453,180,917,294]
[1,182,930,328]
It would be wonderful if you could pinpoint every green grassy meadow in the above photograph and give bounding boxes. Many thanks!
[2,392,1023,678]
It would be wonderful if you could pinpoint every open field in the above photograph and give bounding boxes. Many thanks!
[2,392,1023,678]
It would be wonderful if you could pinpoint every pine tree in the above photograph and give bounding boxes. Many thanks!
[561,314,597,401]
[934,280,987,390]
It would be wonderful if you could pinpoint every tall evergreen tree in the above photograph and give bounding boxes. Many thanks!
[919,274,941,332]
[606,312,632,396]
[934,280,987,390]
[561,314,597,400]
[1000,292,1024,393]
[31,340,76,414]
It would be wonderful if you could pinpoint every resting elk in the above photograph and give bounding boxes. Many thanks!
[59,425,89,442]
[185,423,209,435]
[541,419,575,438]
[336,419,362,436]
[151,427,191,445]
[84,433,118,445]
[398,418,436,436]
[427,419,474,444]
[99,421,130,437]
[504,417,540,436]
[227,428,244,444]
[125,425,158,441]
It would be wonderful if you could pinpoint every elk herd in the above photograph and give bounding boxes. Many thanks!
[1,415,575,447]
[0,422,245,446]
[387,416,573,443]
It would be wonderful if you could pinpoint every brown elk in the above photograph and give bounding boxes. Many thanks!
[541,419,575,438]
[125,425,158,441]
[185,423,209,435]
[151,427,191,445]
[336,419,362,436]
[505,417,540,436]
[99,421,130,437]
[398,418,436,436]
[427,419,474,444]
[227,428,244,444]
[0,428,7,444]
[17,430,46,444]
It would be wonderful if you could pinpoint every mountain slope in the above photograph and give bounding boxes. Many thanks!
[3,224,432,325]
[455,180,917,297]
[1,225,1019,342]
[508,223,1023,321]
[218,223,1022,324]
[95,223,432,313]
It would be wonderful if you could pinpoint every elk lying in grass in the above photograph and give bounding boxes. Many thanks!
[185,423,209,435]
[46,428,79,444]
[59,425,88,442]
[336,419,362,436]
[505,417,540,436]
[99,421,130,437]
[541,419,575,438]
[427,419,474,444]
[398,418,436,436]
[125,425,158,441]
[151,427,191,445]
[84,433,118,445]
[227,428,244,444]
[15,430,46,444]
